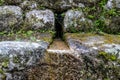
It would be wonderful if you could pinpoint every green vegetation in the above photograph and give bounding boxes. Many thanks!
[26,50,120,79]
[97,51,120,79]
[80,0,120,34]
[0,29,54,43]
[0,0,4,5]
[1,62,8,68]
[99,0,108,8]
[65,33,120,44]
[0,68,4,74]
[66,0,119,34]
[81,51,120,79]
[99,52,119,61]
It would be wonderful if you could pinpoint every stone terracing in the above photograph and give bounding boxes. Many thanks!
[0,32,53,80]
[65,33,120,58]
[0,0,120,79]
[0,41,47,80]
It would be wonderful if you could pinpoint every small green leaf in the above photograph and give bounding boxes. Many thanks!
[88,15,94,19]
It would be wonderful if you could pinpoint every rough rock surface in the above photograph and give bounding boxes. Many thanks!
[38,0,82,12]
[0,0,120,79]
[20,1,38,11]
[24,33,120,79]
[64,10,93,32]
[106,0,120,9]
[0,41,48,80]
[37,0,100,12]
[104,17,120,33]
[25,9,55,31]
[0,6,23,32]
[4,0,101,12]
[65,33,120,58]
[101,44,120,58]
[67,38,98,57]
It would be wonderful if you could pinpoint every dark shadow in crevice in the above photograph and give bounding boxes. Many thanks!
[54,13,64,39]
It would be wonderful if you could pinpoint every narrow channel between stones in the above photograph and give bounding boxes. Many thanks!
[47,12,71,53]
[54,13,64,39]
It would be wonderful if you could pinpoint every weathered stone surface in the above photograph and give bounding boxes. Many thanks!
[101,44,120,58]
[0,32,54,45]
[20,1,38,11]
[104,17,120,33]
[25,39,120,80]
[26,52,84,80]
[0,6,23,32]
[103,0,120,34]
[65,33,120,58]
[25,10,55,31]
[0,41,47,80]
[64,10,93,32]
[37,0,100,12]
[105,0,120,9]
[37,0,84,12]
[67,38,97,56]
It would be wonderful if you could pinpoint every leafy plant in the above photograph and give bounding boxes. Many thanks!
[99,0,108,8]
[107,9,117,16]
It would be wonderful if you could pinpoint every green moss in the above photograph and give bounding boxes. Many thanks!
[99,52,117,61]
[65,33,97,41]
[103,34,120,44]
[65,33,120,44]
[99,0,108,8]
[77,0,120,34]
[88,15,95,19]
[0,30,54,44]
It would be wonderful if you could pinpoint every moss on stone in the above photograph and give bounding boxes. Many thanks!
[0,31,54,44]
[98,51,118,61]
[65,33,120,44]
[103,34,120,44]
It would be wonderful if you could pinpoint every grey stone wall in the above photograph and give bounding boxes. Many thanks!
[0,0,119,33]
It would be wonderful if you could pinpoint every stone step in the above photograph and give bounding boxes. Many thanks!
[47,49,74,54]
[49,39,69,50]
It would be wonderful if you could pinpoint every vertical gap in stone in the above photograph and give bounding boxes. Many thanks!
[54,13,64,39]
